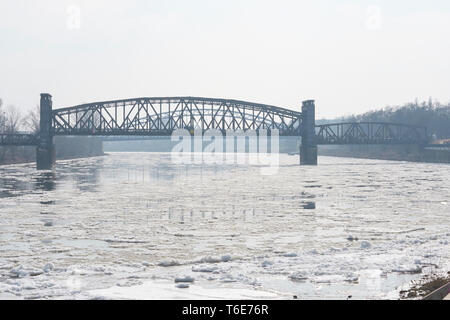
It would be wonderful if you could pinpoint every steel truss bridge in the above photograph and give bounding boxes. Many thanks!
[1,96,429,147]
[315,122,428,145]
[51,97,303,137]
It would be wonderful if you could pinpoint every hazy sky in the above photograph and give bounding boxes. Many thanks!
[1,0,449,118]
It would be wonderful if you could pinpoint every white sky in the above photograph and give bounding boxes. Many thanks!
[1,0,449,118]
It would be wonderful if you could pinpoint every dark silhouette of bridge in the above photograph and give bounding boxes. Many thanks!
[51,96,303,137]
[0,94,429,169]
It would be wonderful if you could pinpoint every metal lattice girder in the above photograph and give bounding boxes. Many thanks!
[51,97,303,137]
[0,134,38,146]
[315,122,428,145]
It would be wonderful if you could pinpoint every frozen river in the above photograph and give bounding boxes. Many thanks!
[0,153,449,299]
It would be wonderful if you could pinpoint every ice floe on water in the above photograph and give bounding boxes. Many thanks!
[158,260,180,267]
[174,276,195,283]
[9,265,44,278]
[1,154,450,299]
[88,279,282,300]
[192,265,219,273]
[196,255,234,264]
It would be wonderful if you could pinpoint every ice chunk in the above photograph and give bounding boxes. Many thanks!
[117,279,143,287]
[392,266,422,274]
[261,261,274,268]
[220,275,237,282]
[360,241,371,249]
[43,263,55,273]
[221,254,232,262]
[283,253,298,257]
[288,272,308,281]
[199,256,221,263]
[29,269,44,277]
[174,276,195,283]
[192,265,219,273]
[344,273,359,283]
[9,265,29,278]
[158,259,180,267]
[198,255,233,264]
[9,265,43,278]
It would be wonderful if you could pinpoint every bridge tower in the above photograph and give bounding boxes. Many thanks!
[36,93,55,170]
[300,100,318,165]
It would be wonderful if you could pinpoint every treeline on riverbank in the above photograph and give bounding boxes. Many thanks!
[319,144,450,164]
[1,98,104,165]
[0,98,39,134]
[320,99,450,139]
[0,99,37,164]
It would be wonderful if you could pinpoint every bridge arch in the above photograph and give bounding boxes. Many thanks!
[51,97,303,137]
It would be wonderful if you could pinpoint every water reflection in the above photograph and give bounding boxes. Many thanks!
[108,201,319,226]
[0,172,31,197]
[73,166,101,192]
[302,202,316,209]
[40,200,55,205]
[110,207,266,225]
[33,172,57,191]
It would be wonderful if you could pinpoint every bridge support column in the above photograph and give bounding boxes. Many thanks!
[300,100,317,165]
[36,93,55,170]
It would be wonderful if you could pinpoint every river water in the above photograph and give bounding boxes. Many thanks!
[0,153,449,299]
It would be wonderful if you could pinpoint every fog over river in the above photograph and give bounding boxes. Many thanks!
[0,153,449,299]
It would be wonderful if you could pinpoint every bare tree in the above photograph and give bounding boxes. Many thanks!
[0,98,5,132]
[4,105,22,133]
[22,105,40,134]
[0,102,21,161]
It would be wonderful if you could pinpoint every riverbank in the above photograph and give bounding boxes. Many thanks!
[400,273,450,299]
[319,145,450,164]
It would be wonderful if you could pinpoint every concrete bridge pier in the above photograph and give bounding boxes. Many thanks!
[36,93,55,170]
[300,100,318,165]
